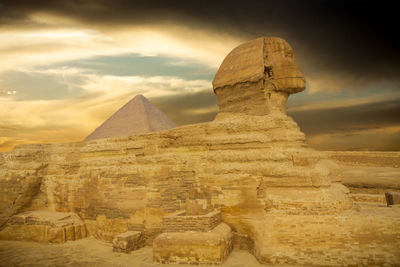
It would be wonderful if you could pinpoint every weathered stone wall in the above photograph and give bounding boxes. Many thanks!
[162,210,221,232]
[0,114,351,239]
[0,145,50,227]
[0,211,87,243]
[215,80,270,115]
[153,223,233,264]
[328,151,400,167]
[2,113,399,265]
[247,208,400,266]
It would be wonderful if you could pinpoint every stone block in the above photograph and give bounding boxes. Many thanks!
[0,211,87,243]
[153,223,233,264]
[350,193,386,204]
[46,227,65,243]
[385,192,400,206]
[112,231,144,253]
[162,210,221,232]
[65,225,76,241]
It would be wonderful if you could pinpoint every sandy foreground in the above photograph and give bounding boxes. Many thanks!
[0,237,271,267]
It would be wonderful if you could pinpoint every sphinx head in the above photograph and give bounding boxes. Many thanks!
[213,37,305,115]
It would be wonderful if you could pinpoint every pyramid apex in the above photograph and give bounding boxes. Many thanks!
[130,94,146,101]
[84,94,176,141]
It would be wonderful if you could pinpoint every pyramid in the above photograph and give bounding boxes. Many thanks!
[84,95,176,141]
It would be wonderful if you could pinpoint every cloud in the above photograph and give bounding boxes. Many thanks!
[2,0,399,96]
[288,97,400,151]
[0,23,240,75]
[289,98,400,135]
[42,53,216,80]
[307,126,400,151]
[149,90,218,125]
[288,92,400,113]
[2,1,399,83]
[80,74,212,100]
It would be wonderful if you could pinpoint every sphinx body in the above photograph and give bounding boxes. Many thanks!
[0,37,399,265]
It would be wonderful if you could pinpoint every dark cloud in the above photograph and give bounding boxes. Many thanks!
[1,0,399,92]
[149,90,217,125]
[288,98,400,136]
[0,2,29,25]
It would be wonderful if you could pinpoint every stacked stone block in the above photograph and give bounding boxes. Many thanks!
[153,223,233,265]
[112,231,144,253]
[385,192,400,206]
[153,210,233,264]
[162,210,221,232]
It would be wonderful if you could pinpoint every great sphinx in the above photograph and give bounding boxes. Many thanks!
[0,37,399,265]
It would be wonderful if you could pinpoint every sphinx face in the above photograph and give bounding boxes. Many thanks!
[212,37,306,115]
[264,39,306,95]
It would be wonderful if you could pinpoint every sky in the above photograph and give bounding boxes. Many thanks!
[0,0,399,152]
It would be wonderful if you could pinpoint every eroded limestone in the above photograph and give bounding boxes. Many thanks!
[153,223,233,264]
[0,210,87,243]
[112,231,144,253]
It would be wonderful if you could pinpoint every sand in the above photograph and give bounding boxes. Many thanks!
[0,237,268,267]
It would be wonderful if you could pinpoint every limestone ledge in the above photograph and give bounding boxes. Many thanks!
[328,151,400,167]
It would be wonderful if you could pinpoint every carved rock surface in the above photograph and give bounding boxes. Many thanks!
[0,210,87,243]
[162,210,221,232]
[385,192,400,206]
[213,37,305,115]
[112,231,144,253]
[153,223,233,264]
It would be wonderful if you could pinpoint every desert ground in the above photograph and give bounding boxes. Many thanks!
[0,237,266,267]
